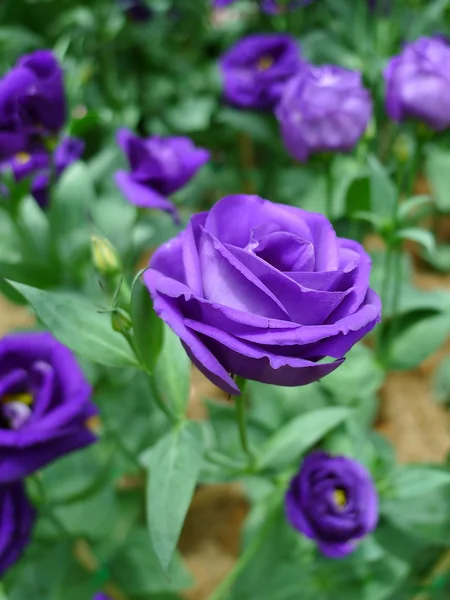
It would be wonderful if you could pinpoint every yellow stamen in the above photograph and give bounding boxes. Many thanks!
[15,152,31,165]
[2,393,33,406]
[86,415,102,433]
[333,488,347,508]
[258,56,274,71]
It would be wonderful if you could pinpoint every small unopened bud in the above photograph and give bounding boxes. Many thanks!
[393,133,412,164]
[91,236,121,277]
[111,308,133,335]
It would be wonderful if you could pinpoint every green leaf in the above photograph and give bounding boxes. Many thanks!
[7,281,138,368]
[142,421,204,571]
[368,155,397,218]
[257,407,351,470]
[389,466,450,499]
[396,227,436,255]
[217,108,276,145]
[131,275,163,374]
[390,312,450,370]
[155,324,191,418]
[433,356,450,405]
[397,195,432,222]
[108,529,192,595]
[425,147,450,211]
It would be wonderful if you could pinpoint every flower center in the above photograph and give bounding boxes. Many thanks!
[1,393,33,430]
[258,56,274,71]
[333,488,347,508]
[15,152,31,165]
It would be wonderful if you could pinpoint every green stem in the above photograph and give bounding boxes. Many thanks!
[146,370,178,425]
[376,242,393,364]
[325,165,333,220]
[234,392,255,465]
[208,506,278,600]
[385,245,402,366]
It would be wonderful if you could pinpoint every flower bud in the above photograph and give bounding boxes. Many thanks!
[111,308,133,335]
[91,236,122,277]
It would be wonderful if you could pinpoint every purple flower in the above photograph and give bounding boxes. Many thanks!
[219,33,304,110]
[384,37,450,131]
[276,65,372,162]
[145,195,381,395]
[16,50,66,136]
[6,136,84,208]
[0,50,66,162]
[213,0,236,6]
[118,0,153,22]
[115,129,210,221]
[261,0,314,14]
[286,452,378,558]
[0,482,35,576]
[92,595,111,600]
[0,332,97,483]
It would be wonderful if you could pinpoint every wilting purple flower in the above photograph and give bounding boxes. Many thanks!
[145,195,381,395]
[286,452,378,558]
[276,65,372,162]
[115,129,210,221]
[0,50,66,162]
[261,0,314,13]
[6,136,84,208]
[118,0,153,21]
[0,482,35,576]
[0,332,97,483]
[220,33,304,110]
[384,37,450,131]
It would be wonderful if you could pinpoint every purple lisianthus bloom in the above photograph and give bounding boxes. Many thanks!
[6,136,84,209]
[93,595,111,600]
[0,332,97,483]
[145,195,381,395]
[0,50,66,162]
[0,482,35,576]
[16,50,66,136]
[118,0,153,21]
[286,452,378,558]
[220,33,304,110]
[384,37,450,131]
[276,65,372,162]
[213,0,236,6]
[115,129,210,221]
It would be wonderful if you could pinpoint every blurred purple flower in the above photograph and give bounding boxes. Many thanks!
[276,64,372,161]
[0,332,97,483]
[115,129,210,221]
[0,482,35,576]
[213,0,236,6]
[118,0,153,22]
[145,194,381,395]
[286,452,378,558]
[220,33,304,110]
[0,50,66,162]
[384,37,450,130]
[92,595,111,600]
[7,136,84,208]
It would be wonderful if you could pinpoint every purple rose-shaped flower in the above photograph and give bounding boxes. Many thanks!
[0,332,97,483]
[276,65,372,162]
[0,482,35,576]
[384,37,450,131]
[145,195,381,395]
[0,50,66,162]
[220,33,304,110]
[115,129,210,221]
[16,50,66,135]
[286,452,378,558]
[6,136,84,209]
